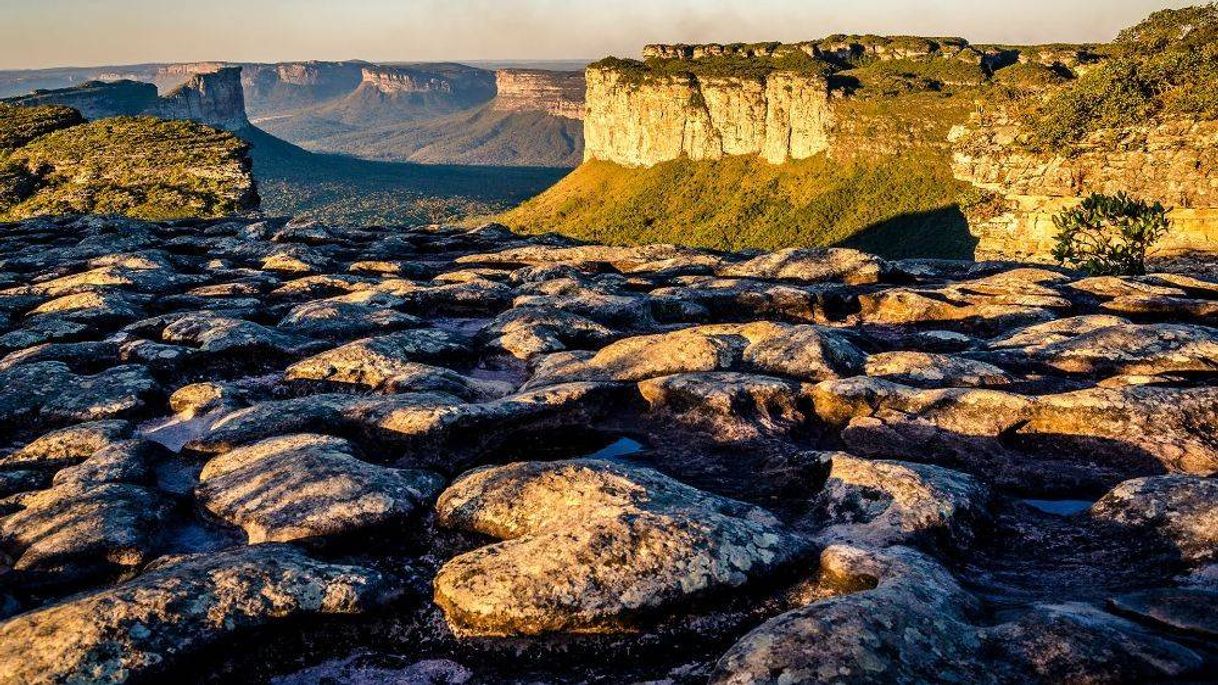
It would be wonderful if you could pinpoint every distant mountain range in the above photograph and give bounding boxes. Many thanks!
[0,60,588,167]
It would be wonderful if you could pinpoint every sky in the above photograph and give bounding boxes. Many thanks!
[0,0,1199,70]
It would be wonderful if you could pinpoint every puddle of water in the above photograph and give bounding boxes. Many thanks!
[1021,499,1094,516]
[586,437,646,461]
[138,413,221,453]
[162,518,245,555]
[468,359,527,386]
[429,317,489,337]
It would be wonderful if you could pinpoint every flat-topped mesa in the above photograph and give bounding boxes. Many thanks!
[2,81,159,120]
[583,59,832,166]
[4,67,250,132]
[491,69,586,120]
[643,36,985,67]
[153,67,250,131]
[361,65,455,95]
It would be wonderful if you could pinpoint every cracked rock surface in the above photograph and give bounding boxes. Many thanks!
[0,215,1214,683]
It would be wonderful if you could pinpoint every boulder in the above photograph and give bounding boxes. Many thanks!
[0,482,171,581]
[196,434,443,543]
[637,372,814,445]
[277,295,420,339]
[864,351,1013,388]
[480,306,617,360]
[0,545,399,684]
[1020,386,1218,477]
[812,453,990,550]
[284,330,472,389]
[717,248,889,285]
[0,362,158,428]
[0,420,131,469]
[1088,475,1218,564]
[435,459,808,636]
[161,314,317,358]
[712,545,982,684]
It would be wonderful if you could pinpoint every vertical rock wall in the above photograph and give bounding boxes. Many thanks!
[155,67,250,131]
[491,69,586,120]
[583,66,832,166]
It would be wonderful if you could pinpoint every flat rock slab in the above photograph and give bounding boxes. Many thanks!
[0,482,171,581]
[0,544,399,685]
[196,434,444,543]
[0,362,158,428]
[434,459,809,636]
[285,329,473,388]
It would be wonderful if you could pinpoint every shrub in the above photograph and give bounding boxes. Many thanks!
[1051,192,1171,275]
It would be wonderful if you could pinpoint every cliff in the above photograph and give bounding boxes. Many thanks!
[154,67,249,131]
[358,65,495,102]
[491,69,585,120]
[2,68,249,131]
[952,117,1218,261]
[583,66,832,166]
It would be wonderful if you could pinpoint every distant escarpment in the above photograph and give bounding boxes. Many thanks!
[508,33,1089,256]
[509,9,1218,261]
[492,69,585,120]
[0,106,257,220]
[3,67,249,131]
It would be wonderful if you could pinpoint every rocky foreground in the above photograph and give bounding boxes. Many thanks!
[0,215,1215,683]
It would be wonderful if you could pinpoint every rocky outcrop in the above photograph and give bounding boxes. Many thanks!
[583,65,832,166]
[491,69,585,120]
[952,116,1218,261]
[0,215,1215,682]
[152,67,249,130]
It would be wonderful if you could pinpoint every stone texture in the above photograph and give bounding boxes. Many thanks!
[434,459,808,636]
[196,434,444,543]
[0,545,398,685]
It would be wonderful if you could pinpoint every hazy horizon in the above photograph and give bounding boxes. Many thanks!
[0,0,1199,70]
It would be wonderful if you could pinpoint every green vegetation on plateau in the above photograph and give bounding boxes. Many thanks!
[1024,4,1218,148]
[0,103,82,154]
[1,115,257,221]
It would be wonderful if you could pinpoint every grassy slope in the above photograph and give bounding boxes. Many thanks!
[243,126,570,225]
[503,78,983,259]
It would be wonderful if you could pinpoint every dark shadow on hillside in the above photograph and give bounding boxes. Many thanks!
[238,125,571,225]
[838,205,979,261]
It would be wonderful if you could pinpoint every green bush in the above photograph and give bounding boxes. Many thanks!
[1051,192,1171,275]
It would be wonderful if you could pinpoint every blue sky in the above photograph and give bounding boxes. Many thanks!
[0,0,1197,69]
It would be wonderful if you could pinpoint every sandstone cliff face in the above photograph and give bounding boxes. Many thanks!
[361,66,454,95]
[952,117,1218,261]
[583,67,832,166]
[153,67,250,131]
[491,69,585,120]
